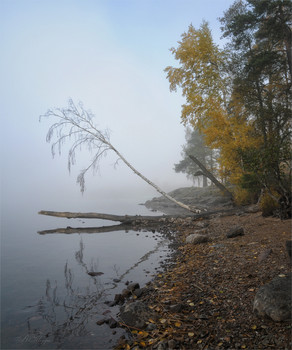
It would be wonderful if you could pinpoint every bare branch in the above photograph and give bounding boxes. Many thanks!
[41,99,202,213]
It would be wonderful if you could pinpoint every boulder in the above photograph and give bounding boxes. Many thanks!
[226,226,244,238]
[253,273,292,322]
[119,301,154,329]
[186,233,209,244]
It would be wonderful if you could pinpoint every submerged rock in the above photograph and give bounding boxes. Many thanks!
[253,273,292,322]
[87,271,104,276]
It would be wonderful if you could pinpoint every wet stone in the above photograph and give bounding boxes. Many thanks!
[127,282,140,291]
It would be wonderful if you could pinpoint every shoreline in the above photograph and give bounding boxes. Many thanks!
[114,194,292,349]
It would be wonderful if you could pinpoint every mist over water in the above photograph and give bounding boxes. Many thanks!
[1,179,177,348]
[1,1,236,347]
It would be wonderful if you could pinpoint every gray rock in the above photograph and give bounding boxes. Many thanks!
[186,233,209,244]
[253,273,292,322]
[119,301,153,329]
[226,226,244,238]
[133,288,143,298]
[87,271,104,276]
[127,282,140,291]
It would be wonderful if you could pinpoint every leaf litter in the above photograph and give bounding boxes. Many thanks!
[115,212,291,349]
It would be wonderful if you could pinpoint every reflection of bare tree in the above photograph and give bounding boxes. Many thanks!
[25,238,107,348]
[25,227,170,347]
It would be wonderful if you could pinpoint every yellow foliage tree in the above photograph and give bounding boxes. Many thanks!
[165,22,259,187]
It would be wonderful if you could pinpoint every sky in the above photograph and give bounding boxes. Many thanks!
[0,0,235,210]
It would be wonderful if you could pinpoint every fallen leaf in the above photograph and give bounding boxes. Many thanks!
[188,332,195,337]
[160,318,167,324]
[175,321,181,327]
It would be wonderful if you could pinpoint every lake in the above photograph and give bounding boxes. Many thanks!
[1,194,172,349]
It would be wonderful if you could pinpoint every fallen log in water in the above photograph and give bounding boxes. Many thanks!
[38,210,173,223]
[39,207,245,224]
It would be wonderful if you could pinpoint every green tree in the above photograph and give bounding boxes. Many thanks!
[174,127,216,187]
[220,0,292,217]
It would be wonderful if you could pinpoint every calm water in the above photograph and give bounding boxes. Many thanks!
[1,195,171,349]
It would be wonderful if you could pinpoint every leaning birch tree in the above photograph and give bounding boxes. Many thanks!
[41,99,200,213]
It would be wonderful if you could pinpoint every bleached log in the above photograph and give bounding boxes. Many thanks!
[38,210,171,223]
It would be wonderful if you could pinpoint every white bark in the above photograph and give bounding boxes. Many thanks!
[42,100,200,214]
[111,146,197,213]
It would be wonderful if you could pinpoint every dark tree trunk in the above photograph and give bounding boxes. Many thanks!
[189,154,233,199]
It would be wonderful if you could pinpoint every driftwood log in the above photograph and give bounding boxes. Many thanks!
[39,208,242,223]
[39,210,175,223]
[38,207,258,235]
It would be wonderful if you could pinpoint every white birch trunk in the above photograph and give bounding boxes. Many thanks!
[111,146,198,213]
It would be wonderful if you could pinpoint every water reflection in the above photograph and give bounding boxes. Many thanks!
[19,225,169,349]
[24,238,108,348]
[38,223,157,235]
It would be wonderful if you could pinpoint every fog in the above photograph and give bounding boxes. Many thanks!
[0,0,235,212]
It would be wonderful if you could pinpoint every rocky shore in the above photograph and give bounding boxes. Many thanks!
[144,186,233,215]
[100,187,292,349]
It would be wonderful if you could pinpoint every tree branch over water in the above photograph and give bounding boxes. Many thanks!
[40,99,201,213]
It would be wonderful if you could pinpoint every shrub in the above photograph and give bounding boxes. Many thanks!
[234,188,255,206]
[259,191,280,217]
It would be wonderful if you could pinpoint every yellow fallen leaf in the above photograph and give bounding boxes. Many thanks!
[241,346,246,349]
[148,318,155,323]
[197,339,203,344]
[140,341,146,347]
[175,322,181,327]
[218,342,223,347]
[189,302,195,307]
[160,318,167,324]
[125,344,130,350]
[251,325,257,330]
[138,331,149,338]
[188,332,194,337]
